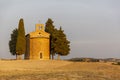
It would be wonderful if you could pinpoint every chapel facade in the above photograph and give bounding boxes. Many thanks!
[25,24,50,60]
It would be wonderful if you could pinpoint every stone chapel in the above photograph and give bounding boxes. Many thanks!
[25,24,50,60]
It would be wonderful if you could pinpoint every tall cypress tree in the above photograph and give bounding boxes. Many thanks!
[9,28,18,56]
[16,18,26,60]
[54,27,70,59]
[45,18,56,59]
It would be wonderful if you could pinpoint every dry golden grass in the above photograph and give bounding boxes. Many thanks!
[0,60,120,80]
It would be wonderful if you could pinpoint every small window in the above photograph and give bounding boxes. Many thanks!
[40,53,42,59]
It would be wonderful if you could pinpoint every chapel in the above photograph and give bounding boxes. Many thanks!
[25,24,50,60]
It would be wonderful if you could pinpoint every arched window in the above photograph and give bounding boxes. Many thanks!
[40,53,42,59]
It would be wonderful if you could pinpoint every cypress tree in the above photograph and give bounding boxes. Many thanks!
[16,18,26,60]
[55,27,70,60]
[9,28,18,56]
[45,18,56,59]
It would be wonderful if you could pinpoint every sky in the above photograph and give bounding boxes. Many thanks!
[0,0,120,59]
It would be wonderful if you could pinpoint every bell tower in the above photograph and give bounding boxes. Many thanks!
[35,24,44,31]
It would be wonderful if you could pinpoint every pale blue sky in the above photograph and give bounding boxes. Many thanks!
[0,0,120,59]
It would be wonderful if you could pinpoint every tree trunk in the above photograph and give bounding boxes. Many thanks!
[16,55,22,60]
[51,54,54,60]
[57,54,60,60]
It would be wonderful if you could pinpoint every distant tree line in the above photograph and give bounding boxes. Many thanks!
[9,18,70,60]
[69,58,99,62]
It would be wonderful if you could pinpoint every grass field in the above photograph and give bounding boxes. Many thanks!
[0,60,120,80]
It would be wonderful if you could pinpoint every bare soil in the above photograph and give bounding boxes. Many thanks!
[0,60,120,80]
